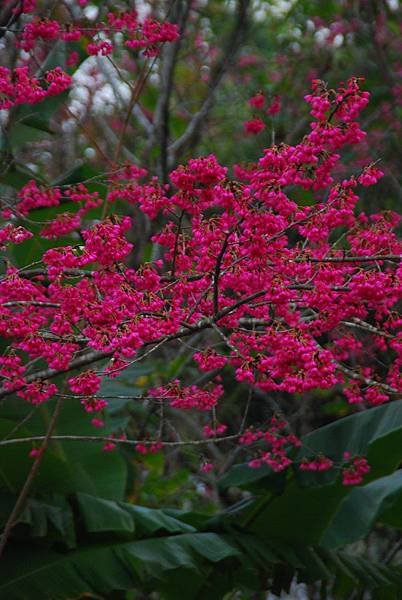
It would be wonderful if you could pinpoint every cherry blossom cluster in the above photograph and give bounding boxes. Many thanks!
[0,224,32,248]
[240,416,301,472]
[0,66,72,110]
[0,75,400,486]
[236,417,371,485]
[299,452,371,486]
[19,17,62,51]
[244,92,281,134]
[148,380,224,411]
[342,453,371,485]
[17,9,179,60]
[0,4,180,128]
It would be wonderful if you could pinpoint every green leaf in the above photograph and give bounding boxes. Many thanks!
[36,40,67,74]
[51,162,101,187]
[9,123,50,153]
[322,549,402,598]
[76,492,196,536]
[244,480,348,545]
[77,493,136,534]
[321,470,402,548]
[222,401,402,493]
[0,161,45,190]
[0,399,127,500]
[220,401,402,546]
[0,492,76,548]
[2,489,402,599]
[218,462,286,494]
[0,533,241,600]
[2,534,402,600]
[300,400,402,479]
[12,91,69,138]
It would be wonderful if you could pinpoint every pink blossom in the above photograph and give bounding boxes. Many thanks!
[267,95,281,115]
[87,41,113,56]
[248,92,265,109]
[201,462,213,473]
[244,118,265,134]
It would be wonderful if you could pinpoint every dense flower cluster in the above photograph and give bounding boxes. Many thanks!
[0,32,400,488]
[0,5,179,117]
[148,381,224,411]
[342,453,371,485]
[0,225,32,248]
[15,8,179,59]
[240,416,302,472]
[103,11,179,56]
[15,181,62,216]
[0,66,72,110]
[20,17,61,51]
[244,117,265,134]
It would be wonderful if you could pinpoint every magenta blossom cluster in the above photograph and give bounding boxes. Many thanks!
[17,9,179,60]
[240,416,302,472]
[0,66,72,110]
[0,77,400,486]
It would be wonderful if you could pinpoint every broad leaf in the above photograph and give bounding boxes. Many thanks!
[0,399,127,500]
[321,470,402,548]
[0,533,241,600]
[1,491,402,599]
[219,401,402,546]
[76,492,196,536]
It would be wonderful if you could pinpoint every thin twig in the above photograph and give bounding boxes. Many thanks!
[296,254,400,263]
[213,231,232,316]
[0,433,241,448]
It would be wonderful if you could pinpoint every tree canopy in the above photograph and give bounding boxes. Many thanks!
[0,1,401,598]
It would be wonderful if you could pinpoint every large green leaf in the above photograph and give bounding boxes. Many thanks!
[1,493,402,600]
[9,495,76,549]
[0,532,241,600]
[0,399,127,500]
[299,400,402,480]
[219,401,402,546]
[0,162,40,189]
[11,90,69,139]
[321,470,402,549]
[51,162,102,187]
[243,478,348,546]
[9,123,51,153]
[221,401,402,492]
[76,492,196,536]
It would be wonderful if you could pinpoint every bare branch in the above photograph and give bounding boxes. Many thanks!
[167,0,250,165]
[0,0,22,40]
[296,254,401,263]
[146,0,191,182]
[0,433,241,448]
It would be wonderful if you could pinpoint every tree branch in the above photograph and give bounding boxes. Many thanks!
[0,0,22,40]
[167,0,250,166]
[147,0,191,182]
[0,433,241,448]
